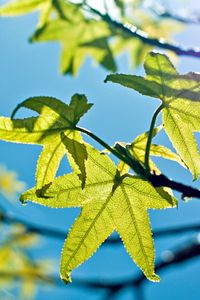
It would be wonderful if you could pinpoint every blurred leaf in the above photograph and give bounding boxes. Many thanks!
[112,13,182,68]
[0,165,26,201]
[0,235,52,299]
[31,18,116,75]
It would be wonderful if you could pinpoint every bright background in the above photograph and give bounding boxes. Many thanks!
[0,0,200,299]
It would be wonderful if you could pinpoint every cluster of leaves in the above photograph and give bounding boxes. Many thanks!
[0,223,51,299]
[0,51,200,284]
[0,0,182,75]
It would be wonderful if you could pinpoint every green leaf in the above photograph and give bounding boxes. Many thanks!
[21,146,177,282]
[129,126,185,171]
[0,94,92,189]
[116,126,184,176]
[69,94,93,125]
[12,94,93,127]
[31,18,116,75]
[117,160,130,176]
[53,0,84,22]
[37,0,53,28]
[105,52,200,179]
[61,132,88,188]
[0,0,49,16]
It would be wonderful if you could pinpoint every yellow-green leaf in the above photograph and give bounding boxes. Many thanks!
[31,18,116,75]
[106,52,200,179]
[130,126,185,169]
[0,94,92,189]
[21,146,177,282]
[61,132,88,188]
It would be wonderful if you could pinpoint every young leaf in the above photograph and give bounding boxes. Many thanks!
[21,146,177,282]
[105,52,200,179]
[0,94,92,189]
[116,126,184,175]
[129,126,185,171]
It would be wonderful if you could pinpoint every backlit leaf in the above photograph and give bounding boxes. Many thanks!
[105,52,200,179]
[0,94,92,189]
[129,126,185,171]
[31,18,116,75]
[21,146,177,282]
[61,133,88,188]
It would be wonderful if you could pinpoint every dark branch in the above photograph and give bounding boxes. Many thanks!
[84,4,200,58]
[149,173,200,199]
[134,236,200,286]
[1,205,200,244]
[1,237,200,300]
[0,270,64,286]
[76,127,200,200]
[70,236,200,291]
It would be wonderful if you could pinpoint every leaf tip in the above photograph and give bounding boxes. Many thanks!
[149,273,160,282]
[60,272,72,284]
[28,35,34,43]
[104,76,108,83]
[19,193,28,205]
[104,74,113,83]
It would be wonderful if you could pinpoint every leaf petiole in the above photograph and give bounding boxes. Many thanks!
[75,126,127,161]
[144,104,164,172]
[75,126,146,176]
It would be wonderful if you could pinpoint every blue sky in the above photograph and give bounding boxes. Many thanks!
[1,1,200,299]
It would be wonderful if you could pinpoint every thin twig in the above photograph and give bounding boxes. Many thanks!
[83,3,200,58]
[76,126,200,199]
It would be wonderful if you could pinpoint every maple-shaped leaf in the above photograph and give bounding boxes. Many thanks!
[31,17,116,75]
[105,51,200,179]
[0,94,92,189]
[21,146,177,282]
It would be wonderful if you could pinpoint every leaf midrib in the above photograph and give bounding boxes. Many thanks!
[47,180,114,198]
[64,193,114,270]
[39,141,64,187]
[121,185,151,272]
[164,108,196,175]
